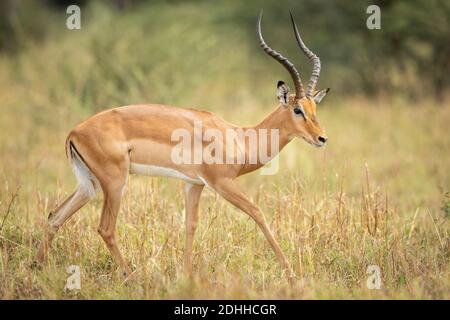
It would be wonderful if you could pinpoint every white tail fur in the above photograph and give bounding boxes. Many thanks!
[68,141,98,198]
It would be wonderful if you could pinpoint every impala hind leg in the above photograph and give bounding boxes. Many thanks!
[36,185,93,264]
[210,178,294,280]
[183,183,204,275]
[97,175,132,277]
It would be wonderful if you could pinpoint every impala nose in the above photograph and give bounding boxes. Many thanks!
[318,136,327,144]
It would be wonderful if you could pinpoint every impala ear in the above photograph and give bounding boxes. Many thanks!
[276,81,290,107]
[313,88,330,104]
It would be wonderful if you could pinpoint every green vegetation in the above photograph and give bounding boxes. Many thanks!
[0,1,449,299]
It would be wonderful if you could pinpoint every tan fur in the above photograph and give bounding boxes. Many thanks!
[36,92,328,280]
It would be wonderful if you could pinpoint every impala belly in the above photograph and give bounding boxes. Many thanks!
[129,163,203,184]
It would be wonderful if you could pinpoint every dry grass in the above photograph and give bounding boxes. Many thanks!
[0,2,449,299]
[0,101,449,299]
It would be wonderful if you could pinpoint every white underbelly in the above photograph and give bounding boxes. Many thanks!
[129,162,203,185]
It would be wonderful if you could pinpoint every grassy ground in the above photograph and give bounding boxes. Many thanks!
[0,2,449,299]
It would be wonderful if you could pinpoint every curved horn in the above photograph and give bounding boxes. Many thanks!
[289,12,321,98]
[257,10,305,99]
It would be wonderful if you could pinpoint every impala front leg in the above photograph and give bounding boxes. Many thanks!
[183,183,204,275]
[210,178,294,280]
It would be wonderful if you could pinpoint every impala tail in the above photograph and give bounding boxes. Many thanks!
[66,139,98,198]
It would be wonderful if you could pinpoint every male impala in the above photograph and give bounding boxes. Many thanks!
[36,12,329,279]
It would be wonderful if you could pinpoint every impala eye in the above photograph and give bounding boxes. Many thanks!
[293,107,306,119]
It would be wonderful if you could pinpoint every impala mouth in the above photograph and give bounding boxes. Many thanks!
[301,136,325,148]
[314,141,325,148]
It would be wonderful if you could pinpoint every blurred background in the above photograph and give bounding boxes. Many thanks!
[1,0,449,197]
[0,0,449,299]
[1,0,449,101]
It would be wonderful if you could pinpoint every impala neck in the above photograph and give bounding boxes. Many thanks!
[239,107,292,173]
[253,106,292,145]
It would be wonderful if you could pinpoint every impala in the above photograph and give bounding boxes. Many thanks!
[36,12,330,279]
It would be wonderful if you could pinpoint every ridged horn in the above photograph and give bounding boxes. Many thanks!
[290,11,321,98]
[257,10,305,99]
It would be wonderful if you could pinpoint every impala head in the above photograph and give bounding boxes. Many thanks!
[257,11,330,147]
